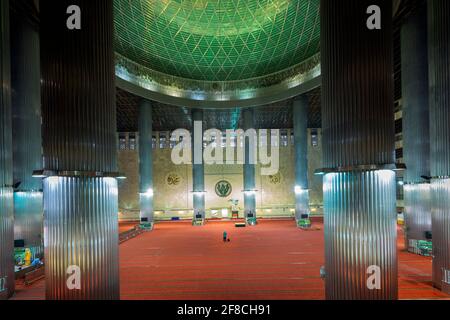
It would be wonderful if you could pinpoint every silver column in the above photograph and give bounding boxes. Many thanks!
[40,0,119,300]
[428,0,450,294]
[293,96,310,223]
[44,177,119,300]
[11,0,43,250]
[243,108,256,221]
[401,3,431,251]
[321,0,397,299]
[0,0,15,300]
[139,99,154,226]
[192,109,205,221]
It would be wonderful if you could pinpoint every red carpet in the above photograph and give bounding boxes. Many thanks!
[397,226,447,300]
[120,220,325,300]
[119,222,139,234]
[12,220,449,300]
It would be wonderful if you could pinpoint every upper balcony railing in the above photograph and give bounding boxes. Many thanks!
[115,52,321,103]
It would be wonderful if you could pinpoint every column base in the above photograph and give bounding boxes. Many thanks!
[296,219,312,229]
[44,177,120,300]
[140,222,154,231]
[246,217,258,226]
[139,193,154,231]
[192,218,205,227]
[0,187,14,300]
[244,193,256,226]
[324,170,398,300]
[403,184,432,256]
[14,192,43,255]
[431,178,450,293]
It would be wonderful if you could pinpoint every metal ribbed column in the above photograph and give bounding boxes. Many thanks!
[0,0,15,300]
[428,0,450,294]
[139,99,154,226]
[431,180,450,293]
[11,0,43,250]
[324,171,397,299]
[401,4,431,249]
[40,0,119,300]
[404,185,431,243]
[44,177,119,300]
[243,108,256,221]
[293,96,310,223]
[321,0,397,299]
[192,109,205,221]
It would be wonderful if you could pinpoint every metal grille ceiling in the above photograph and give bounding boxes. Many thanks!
[116,87,321,132]
[114,0,320,81]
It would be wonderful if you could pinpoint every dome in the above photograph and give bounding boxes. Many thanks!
[114,0,321,82]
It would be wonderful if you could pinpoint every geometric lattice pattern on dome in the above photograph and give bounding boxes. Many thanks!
[114,0,320,81]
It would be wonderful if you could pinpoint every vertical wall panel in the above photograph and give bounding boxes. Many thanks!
[0,0,15,299]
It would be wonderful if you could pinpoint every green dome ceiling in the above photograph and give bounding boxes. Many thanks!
[114,0,320,82]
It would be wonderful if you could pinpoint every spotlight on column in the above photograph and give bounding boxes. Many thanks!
[139,187,154,231]
[242,190,258,226]
[376,170,395,183]
[32,170,46,179]
[242,189,257,196]
[46,176,60,186]
[295,186,311,229]
[294,186,309,195]
[141,188,154,197]
[191,191,206,226]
